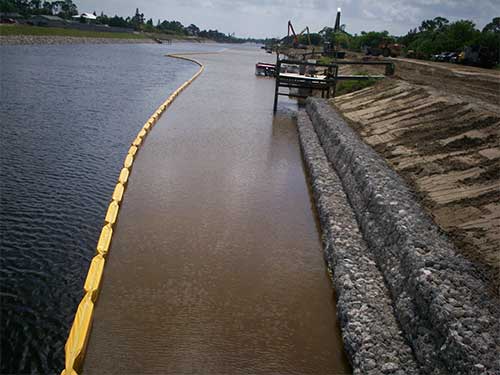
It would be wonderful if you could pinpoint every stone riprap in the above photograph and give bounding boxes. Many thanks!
[301,97,499,375]
[297,111,420,375]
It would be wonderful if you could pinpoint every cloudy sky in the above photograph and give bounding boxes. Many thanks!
[76,0,498,38]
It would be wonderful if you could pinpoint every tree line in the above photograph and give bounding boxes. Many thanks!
[97,8,267,43]
[398,17,499,59]
[0,1,268,43]
[318,17,498,59]
[1,0,78,18]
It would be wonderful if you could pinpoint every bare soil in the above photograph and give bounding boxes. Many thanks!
[331,59,500,292]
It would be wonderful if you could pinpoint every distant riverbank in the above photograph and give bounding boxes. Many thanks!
[0,34,156,45]
[0,25,214,45]
[0,34,217,46]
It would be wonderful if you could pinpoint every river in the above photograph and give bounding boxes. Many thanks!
[83,47,350,374]
[0,43,349,374]
[0,42,213,374]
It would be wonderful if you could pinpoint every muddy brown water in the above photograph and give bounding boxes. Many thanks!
[84,47,351,374]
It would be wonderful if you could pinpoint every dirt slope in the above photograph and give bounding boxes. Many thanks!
[331,66,500,291]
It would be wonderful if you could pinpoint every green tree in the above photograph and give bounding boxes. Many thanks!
[352,30,394,50]
[419,16,449,32]
[186,24,200,36]
[0,0,17,12]
[29,0,40,9]
[334,32,351,49]
[131,8,144,30]
[298,32,323,46]
[55,0,77,18]
[482,17,500,33]
[158,20,185,34]
[41,1,52,14]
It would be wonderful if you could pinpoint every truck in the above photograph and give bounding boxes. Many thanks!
[365,42,403,58]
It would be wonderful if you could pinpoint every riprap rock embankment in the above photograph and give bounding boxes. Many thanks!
[298,98,499,375]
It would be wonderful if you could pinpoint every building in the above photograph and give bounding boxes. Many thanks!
[72,13,97,24]
[30,15,67,27]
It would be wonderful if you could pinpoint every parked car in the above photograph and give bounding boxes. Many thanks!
[0,18,16,24]
[448,52,459,63]
[432,52,458,63]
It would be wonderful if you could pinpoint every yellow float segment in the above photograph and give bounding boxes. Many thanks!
[96,224,113,256]
[60,369,78,375]
[118,168,130,185]
[123,154,134,169]
[105,200,120,224]
[128,145,138,157]
[84,255,105,301]
[112,183,124,202]
[64,293,94,374]
[132,137,142,147]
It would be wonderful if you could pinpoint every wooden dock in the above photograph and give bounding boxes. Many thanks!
[273,55,395,111]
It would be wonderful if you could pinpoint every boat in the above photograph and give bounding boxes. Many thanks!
[255,62,276,76]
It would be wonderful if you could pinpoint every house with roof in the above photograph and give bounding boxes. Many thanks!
[72,13,97,24]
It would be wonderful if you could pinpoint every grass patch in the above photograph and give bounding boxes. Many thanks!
[336,78,377,96]
[145,31,192,40]
[317,56,333,65]
[0,24,147,39]
[335,71,378,96]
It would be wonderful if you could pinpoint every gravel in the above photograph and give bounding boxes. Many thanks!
[300,97,500,375]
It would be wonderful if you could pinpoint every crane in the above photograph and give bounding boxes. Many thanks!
[298,26,312,47]
[287,20,299,47]
[334,7,341,32]
[287,21,311,48]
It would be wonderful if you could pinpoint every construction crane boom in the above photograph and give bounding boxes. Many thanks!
[287,21,312,48]
[334,8,341,32]
[287,20,299,46]
[298,26,312,46]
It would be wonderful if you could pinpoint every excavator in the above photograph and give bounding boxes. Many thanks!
[287,20,311,49]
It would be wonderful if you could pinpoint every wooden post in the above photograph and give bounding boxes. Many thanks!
[385,63,395,76]
[331,66,339,98]
[326,66,333,99]
[273,52,280,112]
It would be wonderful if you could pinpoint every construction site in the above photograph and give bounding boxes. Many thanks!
[255,8,499,374]
[262,9,499,294]
[60,8,499,375]
[3,3,499,375]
